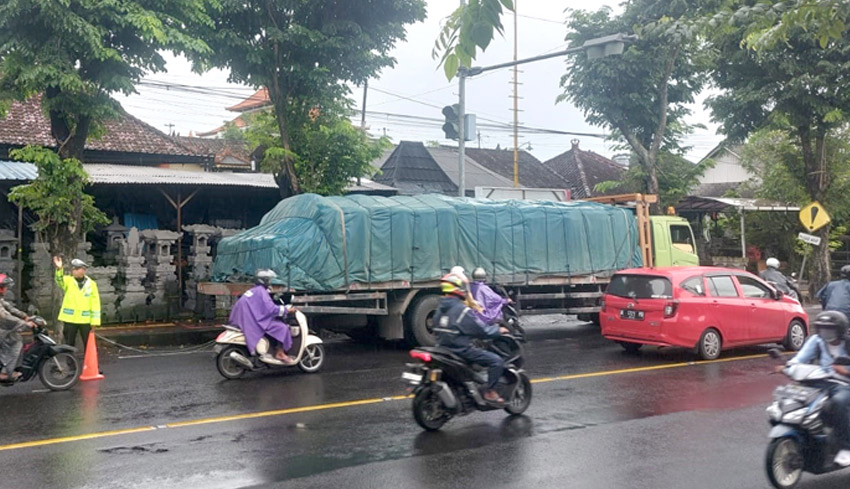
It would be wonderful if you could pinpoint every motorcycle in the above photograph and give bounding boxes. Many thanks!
[0,316,80,391]
[765,348,850,488]
[214,310,325,379]
[766,280,801,302]
[402,323,532,431]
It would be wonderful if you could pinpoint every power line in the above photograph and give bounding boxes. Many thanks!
[517,13,565,25]
[362,110,607,138]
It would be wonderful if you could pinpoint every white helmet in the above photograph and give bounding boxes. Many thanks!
[766,257,780,269]
[255,269,278,286]
[450,266,468,282]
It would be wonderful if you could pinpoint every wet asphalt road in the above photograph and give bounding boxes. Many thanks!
[1,316,847,489]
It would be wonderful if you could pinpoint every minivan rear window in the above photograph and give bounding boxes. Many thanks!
[607,274,673,299]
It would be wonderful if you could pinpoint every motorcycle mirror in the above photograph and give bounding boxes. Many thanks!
[767,348,784,360]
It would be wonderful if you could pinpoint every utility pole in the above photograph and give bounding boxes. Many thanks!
[361,80,368,129]
[165,123,176,135]
[458,69,466,197]
[458,0,466,198]
[512,0,519,187]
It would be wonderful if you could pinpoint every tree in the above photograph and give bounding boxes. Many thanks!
[736,127,850,277]
[0,1,214,159]
[228,109,390,196]
[729,0,850,50]
[559,1,715,202]
[707,5,850,291]
[8,146,108,262]
[433,0,515,80]
[0,1,213,263]
[194,0,425,197]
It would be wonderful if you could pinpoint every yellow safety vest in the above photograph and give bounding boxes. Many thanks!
[55,270,102,326]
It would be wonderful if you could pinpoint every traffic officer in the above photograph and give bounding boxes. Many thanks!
[53,256,101,351]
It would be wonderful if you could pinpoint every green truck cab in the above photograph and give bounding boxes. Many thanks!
[585,193,699,268]
[650,215,700,267]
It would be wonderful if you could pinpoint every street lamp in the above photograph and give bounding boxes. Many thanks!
[455,33,637,197]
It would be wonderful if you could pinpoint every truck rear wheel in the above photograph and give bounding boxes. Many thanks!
[407,295,442,347]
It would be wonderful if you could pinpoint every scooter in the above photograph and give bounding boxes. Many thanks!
[214,310,325,379]
[765,348,850,488]
[402,322,531,431]
[0,316,80,391]
[481,284,526,341]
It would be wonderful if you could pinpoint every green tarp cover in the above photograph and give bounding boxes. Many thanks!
[212,193,642,291]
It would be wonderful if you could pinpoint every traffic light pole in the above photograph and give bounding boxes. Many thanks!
[458,70,466,197]
[455,32,634,198]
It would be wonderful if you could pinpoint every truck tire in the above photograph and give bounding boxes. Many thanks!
[407,295,442,347]
[577,313,601,326]
[345,325,379,343]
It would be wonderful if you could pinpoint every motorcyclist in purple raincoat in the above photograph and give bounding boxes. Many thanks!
[229,270,296,365]
[470,267,508,325]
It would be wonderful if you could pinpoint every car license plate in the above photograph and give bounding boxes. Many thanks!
[619,309,645,321]
[401,371,423,385]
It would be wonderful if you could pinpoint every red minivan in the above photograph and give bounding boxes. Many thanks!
[600,267,808,360]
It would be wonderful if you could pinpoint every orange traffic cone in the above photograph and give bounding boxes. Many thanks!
[79,332,104,381]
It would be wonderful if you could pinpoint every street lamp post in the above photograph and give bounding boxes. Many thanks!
[456,33,636,197]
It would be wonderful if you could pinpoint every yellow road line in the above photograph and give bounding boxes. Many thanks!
[166,395,413,428]
[0,426,156,452]
[530,352,771,384]
[0,352,774,452]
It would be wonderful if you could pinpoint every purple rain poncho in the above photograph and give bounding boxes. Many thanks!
[470,281,508,325]
[228,285,292,354]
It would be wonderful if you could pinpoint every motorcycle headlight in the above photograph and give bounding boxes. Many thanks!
[782,408,807,424]
[766,403,782,422]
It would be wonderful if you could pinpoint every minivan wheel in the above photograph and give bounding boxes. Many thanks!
[698,328,722,360]
[783,320,806,351]
[618,341,643,354]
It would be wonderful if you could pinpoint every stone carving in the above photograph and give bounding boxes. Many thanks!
[26,240,54,317]
[75,241,94,266]
[104,217,129,265]
[140,229,182,306]
[183,224,218,311]
[116,227,148,309]
[87,266,118,320]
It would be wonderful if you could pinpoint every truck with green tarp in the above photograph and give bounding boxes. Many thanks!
[199,192,698,345]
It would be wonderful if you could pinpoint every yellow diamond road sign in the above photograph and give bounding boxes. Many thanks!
[799,201,831,232]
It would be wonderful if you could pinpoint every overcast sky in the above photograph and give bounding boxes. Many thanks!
[117,0,723,163]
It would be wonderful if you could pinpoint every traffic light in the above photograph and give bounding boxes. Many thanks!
[441,105,476,141]
[442,104,460,140]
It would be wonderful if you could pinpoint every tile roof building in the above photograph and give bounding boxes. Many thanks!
[0,95,203,165]
[463,147,570,189]
[174,136,253,172]
[542,139,626,199]
[374,141,623,198]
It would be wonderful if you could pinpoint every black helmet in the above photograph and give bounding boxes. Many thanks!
[813,311,849,342]
[841,265,850,279]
